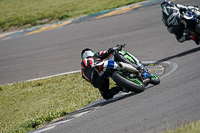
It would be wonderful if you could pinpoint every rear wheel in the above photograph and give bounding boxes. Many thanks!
[195,24,200,36]
[111,71,145,93]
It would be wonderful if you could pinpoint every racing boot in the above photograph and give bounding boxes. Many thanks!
[105,86,122,100]
[191,34,200,45]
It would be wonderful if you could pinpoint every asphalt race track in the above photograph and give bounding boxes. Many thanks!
[1,0,200,132]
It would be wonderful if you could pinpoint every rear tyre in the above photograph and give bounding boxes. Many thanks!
[195,24,200,36]
[111,71,145,93]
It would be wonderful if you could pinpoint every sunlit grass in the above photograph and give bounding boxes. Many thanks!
[0,72,105,132]
[163,121,200,133]
[0,0,145,31]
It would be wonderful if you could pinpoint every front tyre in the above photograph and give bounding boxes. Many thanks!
[150,74,160,85]
[111,71,145,93]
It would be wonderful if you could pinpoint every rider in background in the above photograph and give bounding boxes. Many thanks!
[81,45,141,100]
[161,0,200,45]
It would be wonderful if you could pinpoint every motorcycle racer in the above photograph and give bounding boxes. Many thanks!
[81,45,143,100]
[161,0,200,45]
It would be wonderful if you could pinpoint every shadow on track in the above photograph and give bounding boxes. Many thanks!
[155,46,200,64]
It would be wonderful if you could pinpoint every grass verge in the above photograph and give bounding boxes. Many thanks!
[163,121,200,133]
[0,72,111,132]
[0,0,145,31]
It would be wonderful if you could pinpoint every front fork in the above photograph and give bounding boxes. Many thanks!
[138,64,152,86]
[137,72,151,86]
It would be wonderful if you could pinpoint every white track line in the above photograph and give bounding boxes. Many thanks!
[26,70,81,82]
[142,61,178,79]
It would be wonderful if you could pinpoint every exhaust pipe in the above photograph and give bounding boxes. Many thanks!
[118,62,139,73]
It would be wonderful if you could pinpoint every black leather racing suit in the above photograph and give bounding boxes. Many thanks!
[167,4,200,44]
[81,48,121,100]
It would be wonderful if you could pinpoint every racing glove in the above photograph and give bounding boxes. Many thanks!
[109,46,121,52]
[109,44,126,52]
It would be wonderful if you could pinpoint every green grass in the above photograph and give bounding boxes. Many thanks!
[0,0,145,31]
[0,72,109,132]
[163,121,200,133]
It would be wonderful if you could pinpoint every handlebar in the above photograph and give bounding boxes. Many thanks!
[117,44,126,48]
[115,44,126,51]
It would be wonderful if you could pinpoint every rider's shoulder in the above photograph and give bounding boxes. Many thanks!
[175,4,186,9]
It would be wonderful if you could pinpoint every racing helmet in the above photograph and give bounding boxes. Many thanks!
[81,48,95,60]
[161,0,175,9]
[161,0,182,33]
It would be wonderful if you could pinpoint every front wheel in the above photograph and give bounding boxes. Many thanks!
[150,74,160,85]
[111,71,145,93]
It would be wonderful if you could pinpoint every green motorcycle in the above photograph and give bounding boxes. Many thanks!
[104,44,160,93]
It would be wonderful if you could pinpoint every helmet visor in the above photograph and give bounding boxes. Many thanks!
[161,3,166,10]
[82,51,95,59]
